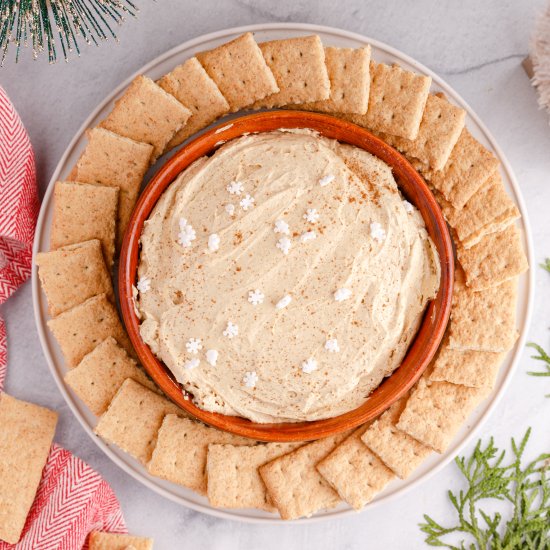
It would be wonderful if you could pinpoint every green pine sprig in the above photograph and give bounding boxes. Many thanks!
[527,343,550,398]
[0,0,138,65]
[540,258,550,274]
[420,429,550,549]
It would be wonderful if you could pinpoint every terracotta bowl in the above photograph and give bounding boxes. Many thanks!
[119,111,454,442]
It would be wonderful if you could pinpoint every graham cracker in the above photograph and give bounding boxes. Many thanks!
[259,432,350,520]
[0,394,58,544]
[47,293,134,368]
[69,128,153,247]
[396,378,487,453]
[254,35,330,109]
[361,399,432,479]
[158,57,230,150]
[95,379,184,465]
[448,270,518,352]
[88,531,153,550]
[429,336,505,388]
[298,46,371,114]
[36,239,113,317]
[453,172,520,248]
[65,337,156,415]
[316,428,395,510]
[206,442,302,512]
[196,32,279,112]
[146,415,251,495]
[429,128,500,209]
[381,93,466,171]
[457,224,528,290]
[100,75,191,161]
[50,181,118,268]
[345,62,431,140]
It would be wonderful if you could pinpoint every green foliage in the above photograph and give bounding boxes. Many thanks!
[540,258,550,274]
[420,429,550,549]
[0,0,137,64]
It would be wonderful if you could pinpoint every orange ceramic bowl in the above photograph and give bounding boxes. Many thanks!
[119,111,454,442]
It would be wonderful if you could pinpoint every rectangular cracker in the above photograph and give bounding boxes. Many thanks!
[65,337,156,415]
[36,239,113,317]
[380,93,466,171]
[297,46,371,114]
[100,75,191,161]
[0,394,58,544]
[448,271,518,352]
[316,428,395,510]
[88,531,153,550]
[396,378,487,453]
[453,172,520,248]
[429,336,505,388]
[158,57,230,150]
[147,415,251,495]
[254,35,330,109]
[50,181,118,268]
[196,32,279,112]
[47,293,134,367]
[95,379,184,465]
[206,442,302,511]
[361,399,432,479]
[259,432,349,520]
[457,224,528,290]
[69,128,153,247]
[429,128,500,209]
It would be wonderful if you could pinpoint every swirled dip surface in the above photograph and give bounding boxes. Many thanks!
[137,130,440,423]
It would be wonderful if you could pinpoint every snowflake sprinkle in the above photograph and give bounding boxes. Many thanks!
[325,338,340,353]
[403,200,414,214]
[136,276,151,293]
[370,222,387,242]
[208,233,220,252]
[226,181,244,195]
[276,236,292,255]
[225,204,236,216]
[206,349,218,367]
[275,295,292,309]
[248,289,264,306]
[240,195,255,211]
[334,288,352,302]
[184,358,200,370]
[303,208,320,224]
[186,338,202,354]
[243,371,258,388]
[223,321,239,339]
[178,218,196,247]
[273,219,290,235]
[319,174,335,187]
[301,358,318,374]
[300,231,316,243]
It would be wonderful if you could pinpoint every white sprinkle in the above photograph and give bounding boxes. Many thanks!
[240,194,255,211]
[325,338,340,353]
[299,231,316,243]
[208,233,220,252]
[275,295,292,309]
[223,321,239,339]
[226,181,244,195]
[276,236,292,255]
[370,222,387,242]
[334,288,352,302]
[186,338,202,354]
[303,208,320,224]
[319,174,335,187]
[225,203,235,216]
[243,371,258,388]
[136,276,151,293]
[178,218,196,247]
[301,358,318,374]
[273,219,290,235]
[206,349,218,367]
[248,289,264,306]
[403,200,414,214]
[184,358,200,370]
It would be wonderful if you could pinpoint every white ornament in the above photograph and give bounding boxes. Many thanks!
[206,349,218,367]
[275,295,292,309]
[370,222,387,242]
[276,236,292,255]
[243,371,258,388]
[208,233,220,252]
[136,276,151,293]
[319,174,335,187]
[186,338,202,354]
[184,358,200,370]
[178,218,196,247]
[303,208,320,224]
[223,321,239,339]
[226,181,244,195]
[240,194,255,211]
[225,204,235,216]
[403,200,414,214]
[325,338,340,353]
[334,288,352,302]
[273,219,290,235]
[248,289,264,306]
[301,358,318,374]
[299,231,316,243]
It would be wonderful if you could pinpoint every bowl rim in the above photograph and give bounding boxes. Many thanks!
[118,110,454,442]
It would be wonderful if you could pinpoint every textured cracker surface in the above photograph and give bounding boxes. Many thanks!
[88,531,154,550]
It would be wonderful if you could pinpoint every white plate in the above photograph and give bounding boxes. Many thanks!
[32,23,534,524]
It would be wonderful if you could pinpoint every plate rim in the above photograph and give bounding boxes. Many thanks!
[31,22,535,524]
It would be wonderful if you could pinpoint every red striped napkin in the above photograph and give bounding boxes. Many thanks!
[0,86,127,548]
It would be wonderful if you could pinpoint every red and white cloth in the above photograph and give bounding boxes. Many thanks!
[0,87,127,547]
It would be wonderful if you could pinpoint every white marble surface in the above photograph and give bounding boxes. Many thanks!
[2,1,550,548]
